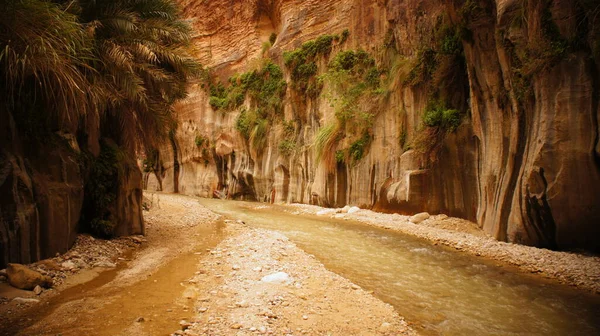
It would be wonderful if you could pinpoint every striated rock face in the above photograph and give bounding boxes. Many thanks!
[0,135,84,267]
[147,0,599,252]
[0,119,144,268]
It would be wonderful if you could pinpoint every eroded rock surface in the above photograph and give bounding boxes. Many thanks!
[143,0,600,252]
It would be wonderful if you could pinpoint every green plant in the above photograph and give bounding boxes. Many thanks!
[195,135,207,147]
[335,150,345,163]
[341,29,350,44]
[283,33,343,96]
[208,61,286,114]
[82,141,121,238]
[278,140,296,157]
[236,109,254,139]
[349,132,371,162]
[314,123,340,165]
[250,118,269,151]
[422,101,463,131]
[269,32,277,45]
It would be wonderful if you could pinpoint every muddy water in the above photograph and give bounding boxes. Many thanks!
[198,198,600,336]
[0,220,225,336]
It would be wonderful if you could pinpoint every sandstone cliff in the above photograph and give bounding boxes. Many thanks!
[145,0,599,252]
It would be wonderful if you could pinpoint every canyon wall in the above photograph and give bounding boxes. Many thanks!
[146,0,600,252]
[0,118,144,268]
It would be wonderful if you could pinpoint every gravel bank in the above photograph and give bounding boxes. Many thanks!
[177,222,415,336]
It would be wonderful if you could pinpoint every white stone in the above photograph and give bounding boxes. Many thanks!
[61,260,76,270]
[347,206,361,214]
[260,272,290,284]
[409,212,430,224]
[341,205,351,213]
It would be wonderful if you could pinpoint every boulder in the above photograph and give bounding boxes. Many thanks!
[409,212,430,224]
[6,263,52,290]
[347,206,361,214]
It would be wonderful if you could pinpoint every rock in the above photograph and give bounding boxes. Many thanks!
[302,315,309,320]
[232,265,240,270]
[61,260,77,270]
[33,285,43,295]
[131,236,146,244]
[409,212,430,224]
[94,260,117,268]
[351,284,360,290]
[231,323,242,329]
[180,320,192,329]
[12,297,40,304]
[437,214,449,220]
[136,317,145,322]
[198,307,208,313]
[347,206,361,214]
[341,205,351,213]
[261,272,290,284]
[258,326,267,333]
[316,209,336,216]
[6,264,52,290]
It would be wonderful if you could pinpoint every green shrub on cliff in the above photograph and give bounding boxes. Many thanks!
[209,61,286,115]
[423,101,463,132]
[283,33,345,97]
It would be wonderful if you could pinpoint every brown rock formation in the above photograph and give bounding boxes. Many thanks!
[6,263,52,290]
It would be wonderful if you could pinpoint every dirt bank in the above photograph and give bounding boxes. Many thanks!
[285,204,600,294]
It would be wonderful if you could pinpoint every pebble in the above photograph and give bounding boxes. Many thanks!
[33,285,43,295]
[232,265,240,270]
[351,284,360,290]
[136,317,145,322]
[198,307,208,313]
[231,323,242,329]
[302,315,309,320]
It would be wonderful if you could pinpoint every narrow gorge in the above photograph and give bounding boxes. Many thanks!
[144,0,600,252]
[1,1,600,335]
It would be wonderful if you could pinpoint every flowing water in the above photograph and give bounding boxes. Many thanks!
[198,198,600,336]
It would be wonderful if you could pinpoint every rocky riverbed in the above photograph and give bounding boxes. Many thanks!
[177,222,414,335]
[0,193,415,335]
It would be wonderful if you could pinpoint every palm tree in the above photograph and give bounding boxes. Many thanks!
[0,0,97,135]
[76,0,201,153]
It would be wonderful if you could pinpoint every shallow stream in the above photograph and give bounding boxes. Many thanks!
[198,198,600,336]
